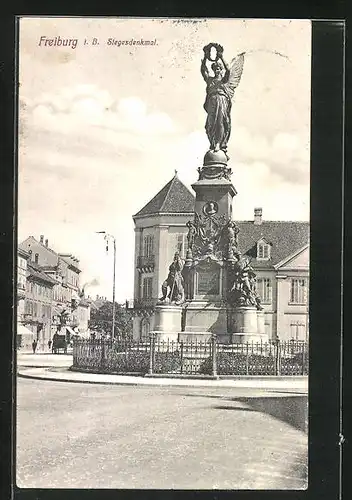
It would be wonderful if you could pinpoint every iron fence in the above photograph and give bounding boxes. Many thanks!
[72,337,308,376]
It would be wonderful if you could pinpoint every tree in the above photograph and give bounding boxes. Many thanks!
[89,301,133,339]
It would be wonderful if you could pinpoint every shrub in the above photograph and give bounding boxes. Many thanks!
[153,351,182,374]
[200,352,276,375]
[105,349,150,374]
[281,350,309,375]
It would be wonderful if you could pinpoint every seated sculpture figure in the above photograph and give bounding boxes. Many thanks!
[159,252,185,305]
[229,254,263,310]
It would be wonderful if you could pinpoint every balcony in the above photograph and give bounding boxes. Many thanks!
[126,298,158,310]
[137,255,155,272]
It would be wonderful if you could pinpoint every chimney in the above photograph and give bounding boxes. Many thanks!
[45,239,48,247]
[40,235,44,244]
[254,207,263,225]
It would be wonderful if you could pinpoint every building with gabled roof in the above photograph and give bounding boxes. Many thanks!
[133,173,195,218]
[128,175,309,342]
[18,235,90,349]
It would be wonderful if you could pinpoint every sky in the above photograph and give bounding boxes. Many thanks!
[18,18,311,302]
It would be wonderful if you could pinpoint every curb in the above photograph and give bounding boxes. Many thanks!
[18,371,143,387]
[17,367,308,390]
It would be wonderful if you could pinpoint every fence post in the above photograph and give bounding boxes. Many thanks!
[101,339,106,371]
[211,333,217,377]
[180,341,184,374]
[149,331,154,375]
[275,338,281,376]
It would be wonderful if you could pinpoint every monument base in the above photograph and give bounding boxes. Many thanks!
[152,304,182,342]
[183,301,227,331]
[228,306,269,344]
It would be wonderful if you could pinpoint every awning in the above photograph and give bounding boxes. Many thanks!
[17,324,35,337]
[65,326,76,336]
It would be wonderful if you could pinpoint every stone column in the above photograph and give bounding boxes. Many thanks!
[134,228,142,300]
[276,275,288,340]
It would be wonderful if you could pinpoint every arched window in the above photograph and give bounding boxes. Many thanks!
[34,253,39,264]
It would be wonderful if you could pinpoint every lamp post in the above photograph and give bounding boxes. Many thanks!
[96,231,116,340]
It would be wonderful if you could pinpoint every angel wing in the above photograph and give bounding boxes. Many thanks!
[224,52,245,99]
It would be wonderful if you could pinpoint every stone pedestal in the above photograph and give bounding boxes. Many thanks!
[229,306,268,343]
[152,304,182,341]
[179,301,231,343]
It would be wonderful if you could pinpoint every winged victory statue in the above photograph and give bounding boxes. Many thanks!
[201,43,245,159]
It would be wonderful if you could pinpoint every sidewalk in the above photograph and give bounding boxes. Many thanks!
[17,353,73,368]
[17,352,308,390]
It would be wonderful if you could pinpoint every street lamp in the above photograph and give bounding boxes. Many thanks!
[96,231,116,340]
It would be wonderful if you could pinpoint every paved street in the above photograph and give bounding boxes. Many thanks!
[16,378,308,489]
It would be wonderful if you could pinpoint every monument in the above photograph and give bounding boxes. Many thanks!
[154,43,268,343]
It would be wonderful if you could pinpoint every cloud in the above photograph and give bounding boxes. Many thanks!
[23,86,177,138]
[231,126,309,185]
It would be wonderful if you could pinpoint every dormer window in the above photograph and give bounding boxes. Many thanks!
[257,239,271,260]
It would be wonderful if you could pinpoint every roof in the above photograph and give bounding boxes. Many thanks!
[133,174,195,218]
[236,221,309,268]
[27,262,58,285]
[18,247,31,259]
[19,236,60,260]
[59,253,81,272]
[19,237,81,271]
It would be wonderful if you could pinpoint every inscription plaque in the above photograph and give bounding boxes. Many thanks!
[197,269,220,295]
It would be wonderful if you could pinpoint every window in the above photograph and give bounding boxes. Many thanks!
[257,242,270,260]
[18,276,26,290]
[290,322,306,340]
[256,278,272,303]
[35,253,39,264]
[144,235,154,258]
[142,277,153,298]
[290,278,307,304]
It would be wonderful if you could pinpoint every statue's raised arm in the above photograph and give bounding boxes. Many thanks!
[200,57,209,82]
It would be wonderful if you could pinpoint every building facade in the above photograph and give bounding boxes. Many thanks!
[18,235,90,347]
[24,261,56,349]
[17,248,30,321]
[236,208,309,341]
[129,174,195,341]
[128,175,309,342]
[16,248,33,349]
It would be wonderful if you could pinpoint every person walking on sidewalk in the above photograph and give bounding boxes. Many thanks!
[48,339,52,351]
[32,339,38,354]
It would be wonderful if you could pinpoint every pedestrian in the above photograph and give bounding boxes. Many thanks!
[48,339,52,351]
[32,339,38,354]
